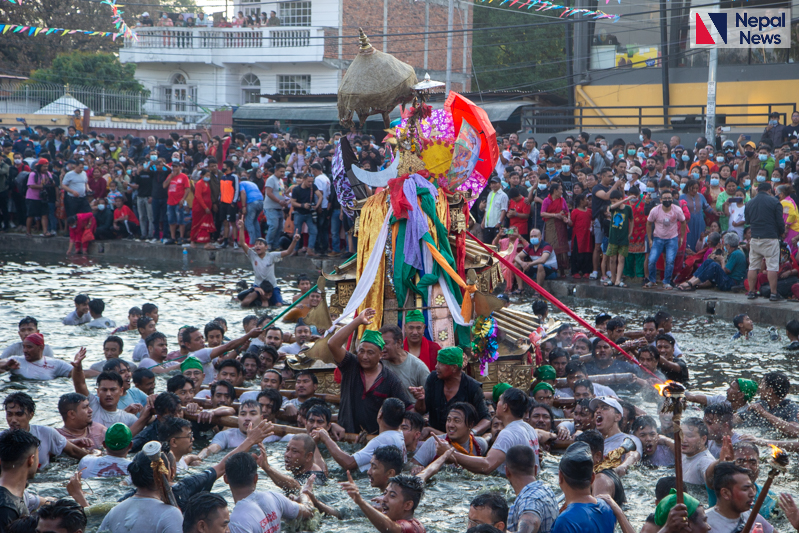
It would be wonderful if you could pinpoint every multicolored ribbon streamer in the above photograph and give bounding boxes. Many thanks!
[0,24,123,39]
[482,0,620,21]
[100,0,137,40]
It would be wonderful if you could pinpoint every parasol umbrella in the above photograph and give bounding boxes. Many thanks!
[444,92,499,184]
[337,28,418,128]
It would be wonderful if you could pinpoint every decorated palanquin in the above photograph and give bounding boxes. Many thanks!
[297,29,537,393]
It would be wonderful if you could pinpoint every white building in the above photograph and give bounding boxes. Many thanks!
[120,0,342,121]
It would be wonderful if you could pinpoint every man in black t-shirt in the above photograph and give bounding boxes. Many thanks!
[0,429,38,530]
[291,174,322,257]
[132,166,154,239]
[590,169,624,279]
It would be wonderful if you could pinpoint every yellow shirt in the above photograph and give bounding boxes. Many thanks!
[781,198,799,232]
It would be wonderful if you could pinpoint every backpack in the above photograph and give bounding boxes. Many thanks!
[15,170,29,196]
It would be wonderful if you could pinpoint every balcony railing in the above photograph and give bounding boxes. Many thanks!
[124,26,313,50]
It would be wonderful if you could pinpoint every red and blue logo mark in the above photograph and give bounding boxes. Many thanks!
[695,12,727,44]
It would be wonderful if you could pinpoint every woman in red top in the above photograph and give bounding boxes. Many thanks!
[569,193,593,278]
[66,212,96,254]
[540,182,570,275]
[191,170,216,248]
[112,196,140,238]
[623,189,648,279]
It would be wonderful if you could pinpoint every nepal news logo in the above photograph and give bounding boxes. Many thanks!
[690,9,790,48]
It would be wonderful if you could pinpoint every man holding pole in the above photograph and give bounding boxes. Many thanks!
[705,462,774,533]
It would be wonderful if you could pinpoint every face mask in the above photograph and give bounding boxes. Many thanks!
[172,158,180,163]
[646,186,655,193]
[691,172,700,179]
[546,167,554,173]
[757,175,767,182]
[758,154,768,162]
[150,155,157,161]
[538,183,547,191]
[203,177,211,182]
[126,169,132,175]
[119,157,126,163]
[772,177,781,183]
[555,147,562,154]
[271,146,277,151]
[32,141,39,147]
[561,165,570,173]
[769,120,778,126]
[231,156,237,161]
[356,146,362,153]
[780,160,786,168]
[98,204,106,211]
[744,179,751,187]
[734,164,739,171]
[627,173,635,180]
[627,149,636,156]
[710,178,719,187]
[716,156,725,163]
[577,152,584,158]
[251,161,259,168]
[679,183,686,191]
[662,200,673,207]
[110,147,117,152]
[618,153,624,159]
[600,144,607,151]
[681,154,690,162]
[637,151,645,158]
[639,134,644,142]
[530,237,540,246]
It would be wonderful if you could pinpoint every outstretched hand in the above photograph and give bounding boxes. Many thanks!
[71,347,87,369]
[339,470,363,503]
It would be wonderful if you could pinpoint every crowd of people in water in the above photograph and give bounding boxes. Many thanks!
[3,232,799,533]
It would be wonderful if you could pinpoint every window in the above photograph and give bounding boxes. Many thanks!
[242,73,261,104]
[277,75,310,95]
[279,1,311,26]
[243,7,260,18]
[161,73,197,114]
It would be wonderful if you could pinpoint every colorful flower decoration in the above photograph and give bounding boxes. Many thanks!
[472,314,499,376]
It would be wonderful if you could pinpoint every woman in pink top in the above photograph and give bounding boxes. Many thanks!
[25,158,51,237]
[644,189,686,289]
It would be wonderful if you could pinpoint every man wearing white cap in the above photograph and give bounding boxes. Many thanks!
[589,397,641,475]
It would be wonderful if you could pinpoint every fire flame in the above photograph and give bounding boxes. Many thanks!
[770,444,783,459]
[654,380,675,396]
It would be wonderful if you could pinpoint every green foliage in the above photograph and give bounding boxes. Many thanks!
[30,52,148,94]
[471,4,567,96]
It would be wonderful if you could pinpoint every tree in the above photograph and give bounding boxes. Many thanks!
[30,51,146,93]
[471,5,567,96]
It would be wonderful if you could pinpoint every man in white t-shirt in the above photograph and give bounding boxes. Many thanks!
[434,387,539,476]
[705,462,774,533]
[138,332,180,374]
[675,418,715,485]
[77,422,133,478]
[237,222,300,308]
[62,294,91,326]
[131,316,157,362]
[198,400,274,459]
[1,316,55,360]
[181,325,261,384]
[226,451,314,533]
[313,398,408,473]
[495,138,512,178]
[0,333,73,380]
[2,392,87,470]
[85,299,116,329]
[589,397,642,475]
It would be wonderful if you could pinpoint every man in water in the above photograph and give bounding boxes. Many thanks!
[402,310,441,372]
[0,333,73,380]
[380,325,430,390]
[86,299,116,329]
[741,372,799,435]
[589,397,641,474]
[282,321,312,355]
[704,404,740,458]
[36,499,88,533]
[86,336,135,376]
[411,403,488,472]
[574,430,626,506]
[0,430,40,531]
[198,399,272,459]
[131,316,157,362]
[505,445,558,533]
[259,434,327,493]
[282,370,318,410]
[236,218,300,307]
[56,392,107,451]
[705,462,774,533]
[181,325,260,384]
[2,392,87,469]
[139,332,180,374]
[62,294,91,325]
[340,472,427,533]
[631,416,673,467]
[468,493,508,532]
[183,493,229,533]
[76,422,132,478]
[1,317,55,359]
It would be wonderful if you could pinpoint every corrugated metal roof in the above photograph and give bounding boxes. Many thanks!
[233,100,532,123]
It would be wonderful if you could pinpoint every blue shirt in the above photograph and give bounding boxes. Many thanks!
[508,480,558,533]
[552,500,616,533]
[724,248,747,282]
[118,387,148,417]
[239,180,264,204]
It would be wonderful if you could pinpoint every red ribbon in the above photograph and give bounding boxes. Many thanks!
[464,230,663,382]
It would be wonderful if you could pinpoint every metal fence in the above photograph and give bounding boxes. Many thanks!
[0,80,147,117]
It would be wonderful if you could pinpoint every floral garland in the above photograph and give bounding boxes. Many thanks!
[472,314,499,376]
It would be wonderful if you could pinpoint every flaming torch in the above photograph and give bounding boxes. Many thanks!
[655,380,686,504]
[741,445,789,533]
[142,441,179,507]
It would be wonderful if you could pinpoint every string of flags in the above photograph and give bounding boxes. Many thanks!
[0,0,137,40]
[483,0,620,21]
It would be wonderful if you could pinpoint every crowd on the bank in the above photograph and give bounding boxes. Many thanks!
[135,9,282,29]
[3,245,799,533]
[4,112,799,300]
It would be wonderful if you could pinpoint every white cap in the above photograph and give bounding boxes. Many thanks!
[142,11,149,17]
[589,396,623,415]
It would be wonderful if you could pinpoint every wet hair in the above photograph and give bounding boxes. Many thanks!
[655,476,677,502]
[618,400,637,431]
[96,371,123,388]
[379,325,403,343]
[88,298,105,316]
[387,475,424,510]
[549,348,569,363]
[18,316,38,328]
[575,429,604,457]
[132,367,155,386]
[704,403,733,425]
[257,389,283,415]
[501,387,530,418]
[242,315,258,329]
[573,379,594,395]
[0,429,40,466]
[528,401,555,431]
[6,515,38,533]
[145,331,167,347]
[58,393,88,419]
[373,445,404,474]
[225,452,257,488]
[466,526,504,533]
[298,397,327,419]
[631,415,658,433]
[102,359,128,374]
[732,441,759,456]
[653,311,672,328]
[218,359,243,377]
[239,352,261,371]
[733,314,748,331]
[128,306,143,317]
[643,315,656,327]
[213,317,227,329]
[296,369,318,385]
[167,374,193,393]
[141,303,158,316]
[402,411,425,432]
[204,321,225,337]
[447,402,478,427]
[183,492,228,533]
[787,320,799,338]
[137,316,154,331]
[565,361,588,377]
[763,372,791,398]
[211,380,236,401]
[655,333,675,346]
[712,462,751,495]
[74,294,90,305]
[469,493,508,526]
[381,398,406,428]
[262,368,283,384]
[532,300,548,317]
[260,346,279,366]
[181,326,200,344]
[153,392,181,417]
[505,445,537,476]
[606,318,625,332]
[638,345,659,361]
[305,404,331,424]
[158,416,192,443]
[682,417,708,440]
[104,335,124,352]
[3,392,35,415]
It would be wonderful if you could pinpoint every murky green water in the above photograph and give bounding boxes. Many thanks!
[1,250,797,532]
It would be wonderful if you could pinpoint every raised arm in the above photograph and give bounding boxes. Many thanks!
[312,428,357,470]
[328,308,375,364]
[340,470,403,533]
[70,348,89,397]
[208,327,262,360]
[255,442,301,492]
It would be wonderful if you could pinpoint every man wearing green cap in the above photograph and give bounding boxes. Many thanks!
[181,356,206,396]
[409,346,491,435]
[77,422,132,478]
[403,309,441,372]
[653,488,708,532]
[327,308,412,435]
[686,378,757,416]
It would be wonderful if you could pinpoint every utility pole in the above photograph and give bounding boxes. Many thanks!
[445,0,454,93]
[705,47,718,141]
[660,0,670,127]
